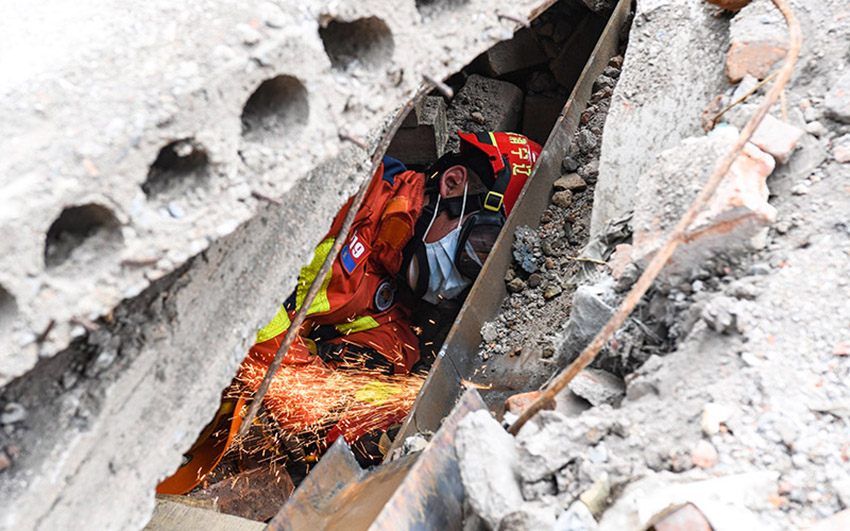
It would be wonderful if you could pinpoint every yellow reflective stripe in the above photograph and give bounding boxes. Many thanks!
[488,131,498,145]
[296,238,334,316]
[335,315,380,335]
[256,305,291,343]
[354,380,402,405]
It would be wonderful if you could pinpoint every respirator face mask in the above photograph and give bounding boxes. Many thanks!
[406,181,505,303]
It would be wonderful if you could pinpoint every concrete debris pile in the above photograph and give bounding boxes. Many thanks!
[460,0,850,529]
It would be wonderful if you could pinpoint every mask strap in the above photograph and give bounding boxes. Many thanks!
[422,194,441,243]
[457,180,468,230]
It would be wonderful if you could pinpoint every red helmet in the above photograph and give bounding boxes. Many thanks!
[457,131,542,216]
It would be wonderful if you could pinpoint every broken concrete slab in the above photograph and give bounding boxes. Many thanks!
[567,368,625,407]
[477,28,547,78]
[386,96,448,166]
[591,0,730,237]
[455,410,524,529]
[631,126,777,278]
[556,284,615,364]
[515,411,575,483]
[725,0,788,83]
[598,470,780,531]
[749,113,804,164]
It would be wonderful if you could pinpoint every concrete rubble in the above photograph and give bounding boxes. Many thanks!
[459,0,850,530]
[3,0,850,528]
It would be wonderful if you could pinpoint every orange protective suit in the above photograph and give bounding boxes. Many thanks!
[238,157,426,446]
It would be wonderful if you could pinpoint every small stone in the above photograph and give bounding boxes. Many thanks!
[167,202,185,219]
[555,501,598,531]
[470,111,486,124]
[701,403,733,435]
[832,134,850,163]
[543,284,562,299]
[825,71,850,123]
[691,440,718,469]
[554,173,587,191]
[0,451,10,472]
[528,273,544,288]
[552,190,573,209]
[0,403,27,425]
[235,23,261,45]
[576,130,598,154]
[579,472,610,517]
[507,278,526,293]
[805,121,828,137]
[832,341,850,356]
[562,157,579,173]
[791,182,809,195]
[481,322,498,343]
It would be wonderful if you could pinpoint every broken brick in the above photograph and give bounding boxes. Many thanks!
[505,391,553,416]
[725,2,789,83]
[386,96,448,166]
[607,243,632,280]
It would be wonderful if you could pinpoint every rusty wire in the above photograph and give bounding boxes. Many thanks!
[508,0,801,436]
[237,82,436,439]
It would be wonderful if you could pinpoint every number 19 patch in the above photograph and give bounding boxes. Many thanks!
[340,232,370,274]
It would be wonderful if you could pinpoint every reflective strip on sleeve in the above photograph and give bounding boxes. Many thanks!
[296,238,334,315]
[354,380,402,405]
[335,315,380,335]
[256,305,292,343]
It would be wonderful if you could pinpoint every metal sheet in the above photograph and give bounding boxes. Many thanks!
[392,0,632,450]
[266,390,486,530]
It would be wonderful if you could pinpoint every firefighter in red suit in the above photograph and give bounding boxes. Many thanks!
[157,131,541,493]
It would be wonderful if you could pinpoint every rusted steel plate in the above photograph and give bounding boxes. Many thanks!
[391,0,633,450]
[189,466,295,522]
[267,389,486,530]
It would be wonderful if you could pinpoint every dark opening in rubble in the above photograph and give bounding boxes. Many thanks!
[44,204,123,269]
[319,17,394,71]
[241,75,309,143]
[0,285,17,336]
[151,0,620,522]
[142,139,209,197]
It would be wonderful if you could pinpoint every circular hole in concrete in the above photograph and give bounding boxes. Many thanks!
[319,17,394,71]
[0,285,18,336]
[241,75,309,142]
[45,204,123,269]
[143,139,209,197]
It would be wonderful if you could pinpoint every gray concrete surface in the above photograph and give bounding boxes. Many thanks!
[590,0,729,237]
[0,0,552,528]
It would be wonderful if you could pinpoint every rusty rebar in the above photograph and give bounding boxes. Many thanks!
[508,0,801,435]
[237,83,435,439]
